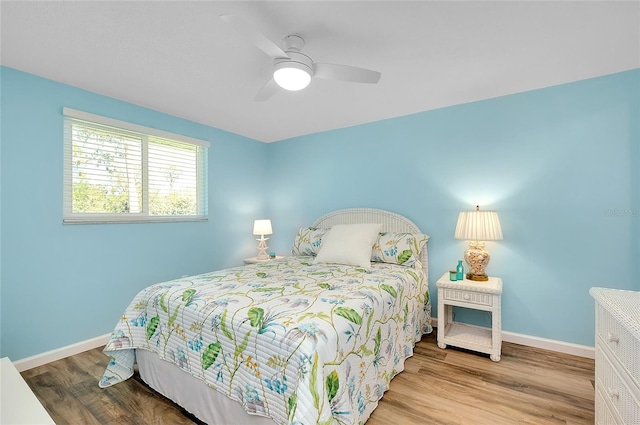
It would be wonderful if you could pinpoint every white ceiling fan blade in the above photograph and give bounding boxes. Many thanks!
[220,14,289,60]
[313,63,381,84]
[254,78,279,101]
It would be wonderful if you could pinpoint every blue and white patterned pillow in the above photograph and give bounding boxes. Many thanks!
[371,232,429,268]
[291,227,329,256]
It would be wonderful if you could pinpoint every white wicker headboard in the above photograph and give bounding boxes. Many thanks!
[312,208,429,283]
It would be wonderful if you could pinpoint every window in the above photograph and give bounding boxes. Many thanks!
[63,108,209,224]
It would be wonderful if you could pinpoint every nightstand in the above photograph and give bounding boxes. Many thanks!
[244,256,284,264]
[436,272,503,361]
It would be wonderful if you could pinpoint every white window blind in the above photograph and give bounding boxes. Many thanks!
[63,108,209,224]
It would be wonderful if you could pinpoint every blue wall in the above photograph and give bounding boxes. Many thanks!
[267,69,640,346]
[0,67,267,360]
[1,67,638,360]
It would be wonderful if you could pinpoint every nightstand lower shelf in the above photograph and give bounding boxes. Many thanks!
[438,322,493,352]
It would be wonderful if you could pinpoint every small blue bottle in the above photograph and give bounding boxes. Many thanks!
[456,260,464,280]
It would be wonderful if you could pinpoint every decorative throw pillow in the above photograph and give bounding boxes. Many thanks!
[371,232,430,268]
[314,223,382,270]
[291,227,329,256]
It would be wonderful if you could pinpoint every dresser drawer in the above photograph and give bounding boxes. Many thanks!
[596,304,640,387]
[595,346,640,424]
[596,385,623,425]
[442,288,492,307]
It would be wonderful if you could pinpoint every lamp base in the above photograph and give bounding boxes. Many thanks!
[464,241,492,281]
[256,236,269,260]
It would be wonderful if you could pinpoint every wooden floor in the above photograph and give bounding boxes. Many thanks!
[21,332,595,425]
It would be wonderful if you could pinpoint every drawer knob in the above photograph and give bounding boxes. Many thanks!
[607,332,619,343]
[463,294,470,300]
[607,387,619,399]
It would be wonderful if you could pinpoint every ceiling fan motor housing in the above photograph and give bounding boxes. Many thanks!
[274,51,314,76]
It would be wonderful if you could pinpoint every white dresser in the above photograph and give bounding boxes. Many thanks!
[590,287,640,425]
[1,357,56,424]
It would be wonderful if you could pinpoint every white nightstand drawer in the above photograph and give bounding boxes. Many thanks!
[596,304,640,387]
[596,346,640,424]
[443,288,493,307]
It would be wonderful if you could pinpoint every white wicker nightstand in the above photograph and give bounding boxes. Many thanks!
[436,273,503,361]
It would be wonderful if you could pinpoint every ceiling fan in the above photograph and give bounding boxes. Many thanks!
[220,14,381,101]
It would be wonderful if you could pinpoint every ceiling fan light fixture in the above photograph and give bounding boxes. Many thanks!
[273,50,313,91]
[273,65,311,91]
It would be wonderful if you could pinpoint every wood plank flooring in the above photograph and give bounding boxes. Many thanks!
[21,332,595,424]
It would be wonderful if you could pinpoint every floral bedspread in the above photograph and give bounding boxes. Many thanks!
[100,257,432,425]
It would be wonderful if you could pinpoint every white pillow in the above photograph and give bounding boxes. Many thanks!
[314,223,383,270]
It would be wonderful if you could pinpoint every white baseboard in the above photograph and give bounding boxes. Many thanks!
[502,329,595,359]
[431,318,595,359]
[13,333,111,372]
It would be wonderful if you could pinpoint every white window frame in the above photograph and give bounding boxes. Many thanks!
[63,108,209,224]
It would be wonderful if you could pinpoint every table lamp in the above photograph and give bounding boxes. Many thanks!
[454,206,503,281]
[253,219,273,260]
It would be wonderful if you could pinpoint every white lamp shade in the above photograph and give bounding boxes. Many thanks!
[253,219,273,236]
[454,208,503,241]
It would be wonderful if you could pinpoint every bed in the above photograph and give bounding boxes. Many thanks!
[100,208,432,425]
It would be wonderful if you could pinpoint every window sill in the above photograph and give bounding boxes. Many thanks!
[63,216,208,225]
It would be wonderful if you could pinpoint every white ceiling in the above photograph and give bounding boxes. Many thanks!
[1,1,639,143]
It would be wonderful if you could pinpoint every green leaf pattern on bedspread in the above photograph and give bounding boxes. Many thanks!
[99,256,432,425]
